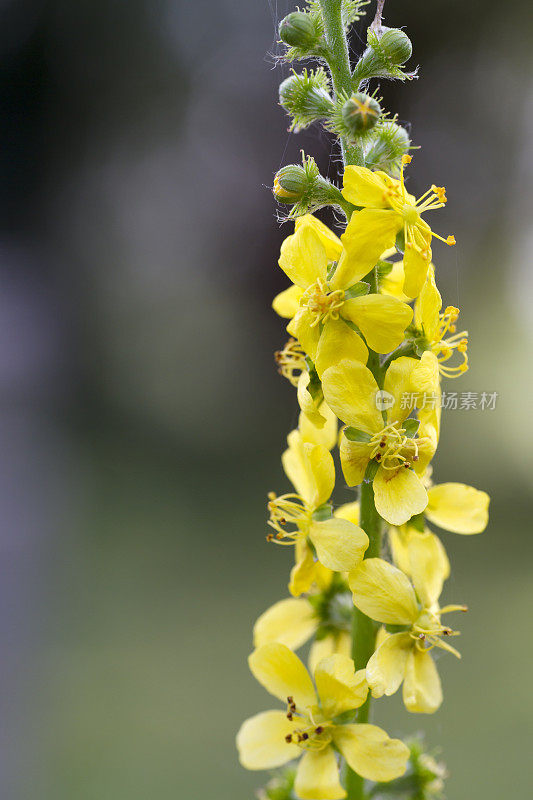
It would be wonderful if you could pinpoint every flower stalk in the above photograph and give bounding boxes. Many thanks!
[236,3,490,799]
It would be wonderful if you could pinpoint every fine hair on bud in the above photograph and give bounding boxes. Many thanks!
[278,69,334,131]
[278,11,322,52]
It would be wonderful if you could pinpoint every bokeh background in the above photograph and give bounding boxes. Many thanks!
[1,0,532,798]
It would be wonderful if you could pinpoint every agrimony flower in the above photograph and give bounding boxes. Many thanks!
[414,265,468,378]
[349,537,465,714]
[321,357,439,525]
[268,429,368,596]
[274,215,413,374]
[426,480,490,534]
[341,156,455,298]
[237,643,410,798]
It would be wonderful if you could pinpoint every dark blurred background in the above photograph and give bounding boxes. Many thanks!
[1,0,532,798]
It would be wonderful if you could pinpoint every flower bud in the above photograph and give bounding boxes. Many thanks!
[341,93,381,135]
[273,165,307,203]
[363,121,411,175]
[378,28,413,65]
[279,12,321,50]
[279,70,334,131]
[353,27,414,83]
[273,156,347,217]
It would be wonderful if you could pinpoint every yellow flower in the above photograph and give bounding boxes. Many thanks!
[237,643,409,798]
[414,265,468,378]
[268,430,369,596]
[321,358,438,526]
[426,480,490,534]
[341,156,455,299]
[253,596,351,674]
[274,215,413,375]
[349,540,465,714]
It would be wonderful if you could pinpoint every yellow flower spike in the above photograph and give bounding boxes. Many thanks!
[277,217,413,374]
[415,266,469,378]
[350,542,464,714]
[322,359,434,526]
[341,159,455,299]
[237,643,409,794]
[426,481,490,534]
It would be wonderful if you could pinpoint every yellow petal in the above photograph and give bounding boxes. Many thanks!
[366,632,412,698]
[402,649,442,714]
[289,308,321,363]
[379,260,409,302]
[373,466,428,527]
[253,598,317,650]
[332,209,402,290]
[342,166,391,208]
[410,351,441,435]
[342,294,413,354]
[289,542,317,597]
[407,530,449,609]
[296,370,326,428]
[295,746,346,800]
[426,482,490,534]
[308,632,351,675]
[272,284,303,319]
[282,433,335,509]
[414,264,441,340]
[334,724,409,782]
[321,360,382,433]
[279,225,327,289]
[334,501,360,525]
[339,434,371,487]
[295,214,343,262]
[237,710,300,769]
[299,403,337,449]
[248,643,317,710]
[349,558,419,625]
[383,356,419,425]
[309,518,369,573]
[388,525,412,574]
[415,420,439,476]
[314,317,368,376]
[282,430,314,502]
[403,244,431,299]
[314,655,368,717]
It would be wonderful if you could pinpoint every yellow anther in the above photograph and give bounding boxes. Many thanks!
[301,278,345,327]
[446,235,456,246]
[274,338,307,386]
[402,154,412,165]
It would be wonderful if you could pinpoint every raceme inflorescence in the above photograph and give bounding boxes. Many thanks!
[237,3,490,799]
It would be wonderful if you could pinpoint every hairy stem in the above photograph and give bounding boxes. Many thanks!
[318,0,363,166]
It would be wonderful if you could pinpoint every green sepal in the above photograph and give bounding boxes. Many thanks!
[304,357,323,403]
[413,336,431,357]
[402,418,420,438]
[344,427,372,443]
[364,459,379,482]
[312,503,333,521]
[376,260,394,279]
[343,281,370,300]
[409,512,425,533]
[395,229,406,253]
[385,623,410,634]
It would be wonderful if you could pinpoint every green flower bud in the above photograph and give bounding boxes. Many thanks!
[279,69,334,131]
[278,12,321,50]
[363,121,411,176]
[353,27,414,83]
[273,156,349,218]
[341,93,381,135]
[378,28,413,65]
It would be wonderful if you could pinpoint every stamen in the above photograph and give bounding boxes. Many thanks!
[274,338,307,386]
[300,278,345,327]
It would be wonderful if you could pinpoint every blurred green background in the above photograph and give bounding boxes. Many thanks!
[1,0,532,798]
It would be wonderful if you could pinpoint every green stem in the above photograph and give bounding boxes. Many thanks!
[318,0,363,167]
